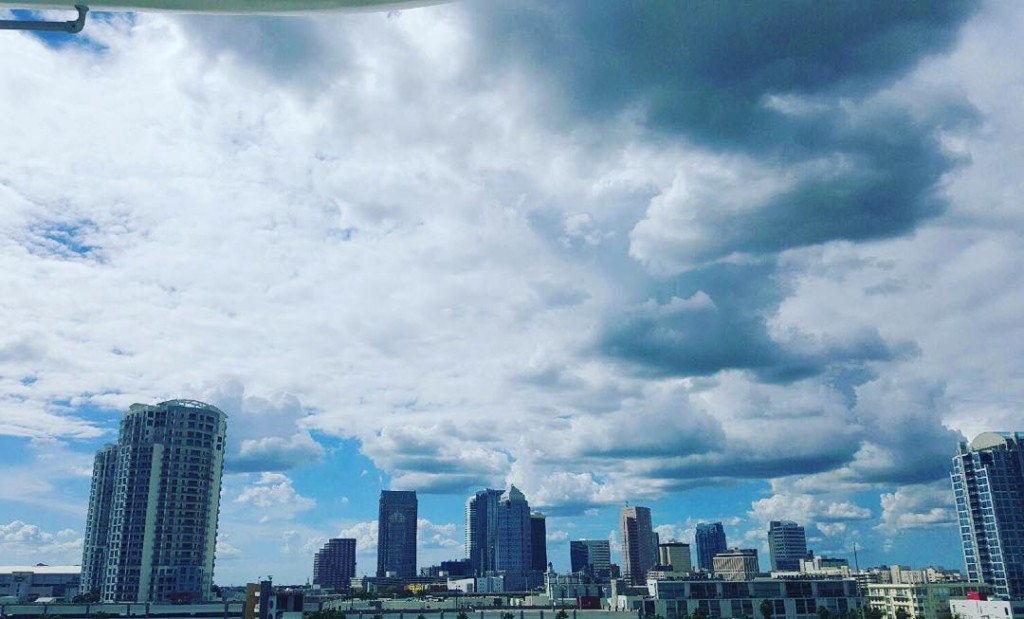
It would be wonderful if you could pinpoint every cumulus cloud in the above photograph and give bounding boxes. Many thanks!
[877,482,957,533]
[0,520,82,563]
[0,0,1023,584]
[234,472,316,520]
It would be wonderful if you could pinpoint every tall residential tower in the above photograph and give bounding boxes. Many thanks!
[466,489,503,574]
[377,491,418,578]
[81,400,227,603]
[313,538,356,591]
[952,432,1024,599]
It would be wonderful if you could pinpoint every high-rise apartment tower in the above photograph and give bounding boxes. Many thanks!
[620,505,656,585]
[495,486,532,582]
[952,432,1024,599]
[313,538,356,591]
[81,400,227,603]
[377,491,418,578]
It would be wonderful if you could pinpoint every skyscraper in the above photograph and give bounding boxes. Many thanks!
[313,538,356,591]
[952,432,1024,599]
[496,486,532,582]
[768,521,808,571]
[530,512,548,572]
[620,505,656,585]
[466,489,503,574]
[570,539,612,579]
[377,490,418,578]
[81,443,119,597]
[694,523,728,573]
[81,400,227,603]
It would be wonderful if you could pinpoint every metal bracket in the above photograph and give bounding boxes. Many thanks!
[0,4,89,33]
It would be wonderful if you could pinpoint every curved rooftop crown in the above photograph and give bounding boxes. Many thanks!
[969,431,1022,451]
[127,399,227,417]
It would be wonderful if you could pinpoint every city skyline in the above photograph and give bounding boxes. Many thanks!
[2,0,1024,591]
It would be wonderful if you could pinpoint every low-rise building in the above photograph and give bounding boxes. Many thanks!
[0,566,82,602]
[867,583,990,619]
[949,597,1024,619]
[643,578,862,619]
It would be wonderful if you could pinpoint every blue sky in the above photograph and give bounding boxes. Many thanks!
[1,0,1023,586]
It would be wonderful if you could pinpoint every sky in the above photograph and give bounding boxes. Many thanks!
[1,0,1023,587]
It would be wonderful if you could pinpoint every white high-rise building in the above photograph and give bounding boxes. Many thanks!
[82,400,227,603]
[495,486,532,583]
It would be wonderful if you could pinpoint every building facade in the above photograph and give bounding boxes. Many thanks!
[768,521,808,572]
[530,513,548,572]
[313,538,356,592]
[621,506,656,585]
[694,523,728,574]
[713,549,760,582]
[658,543,693,576]
[0,566,81,602]
[80,443,119,596]
[466,489,503,575]
[570,540,612,580]
[951,432,1024,599]
[81,400,227,603]
[377,491,418,578]
[644,578,862,619]
[495,486,532,587]
[867,583,990,619]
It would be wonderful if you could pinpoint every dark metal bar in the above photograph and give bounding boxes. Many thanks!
[0,4,89,33]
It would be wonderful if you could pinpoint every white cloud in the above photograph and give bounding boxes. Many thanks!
[0,520,83,563]
[234,472,316,520]
[877,483,957,533]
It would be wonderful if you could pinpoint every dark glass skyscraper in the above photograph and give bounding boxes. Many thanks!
[952,432,1024,599]
[377,490,418,578]
[313,538,356,591]
[530,512,548,572]
[694,522,728,573]
[81,400,227,603]
[570,539,611,579]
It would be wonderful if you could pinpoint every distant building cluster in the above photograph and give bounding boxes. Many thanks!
[56,401,1021,619]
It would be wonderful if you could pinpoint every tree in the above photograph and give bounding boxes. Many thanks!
[305,610,347,619]
[555,610,569,619]
[864,608,884,619]
[72,592,101,604]
[457,612,469,619]
[760,600,774,619]
[818,607,832,619]
[693,608,708,619]
[894,609,909,619]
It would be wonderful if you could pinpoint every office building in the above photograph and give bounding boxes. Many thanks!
[530,512,548,572]
[466,489,503,574]
[694,522,728,573]
[377,490,418,578]
[952,432,1024,599]
[313,538,356,591]
[81,400,227,603]
[768,521,808,572]
[713,548,760,582]
[495,486,532,585]
[950,597,1024,619]
[658,542,693,575]
[620,505,656,585]
[570,539,612,579]
[0,565,81,602]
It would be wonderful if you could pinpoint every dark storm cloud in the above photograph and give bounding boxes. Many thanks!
[469,1,975,148]
[465,1,977,381]
[599,261,914,380]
